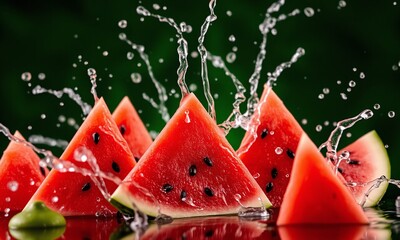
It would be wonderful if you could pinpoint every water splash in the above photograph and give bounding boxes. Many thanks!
[31,85,92,116]
[28,135,68,149]
[87,68,99,103]
[118,33,170,122]
[136,6,190,101]
[197,0,218,120]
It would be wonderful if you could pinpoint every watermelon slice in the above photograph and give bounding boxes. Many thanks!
[237,86,303,207]
[0,131,47,213]
[112,96,153,161]
[110,93,271,218]
[337,130,390,207]
[27,98,136,216]
[276,133,369,225]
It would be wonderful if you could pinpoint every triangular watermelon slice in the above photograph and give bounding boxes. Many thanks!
[112,96,153,161]
[110,93,271,218]
[0,131,47,213]
[276,133,369,225]
[27,98,136,216]
[237,86,303,207]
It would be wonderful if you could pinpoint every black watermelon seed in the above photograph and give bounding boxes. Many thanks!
[349,160,360,165]
[82,182,91,192]
[286,149,295,159]
[271,168,278,179]
[112,161,121,173]
[260,129,268,139]
[204,187,214,197]
[119,125,126,135]
[93,132,100,144]
[162,183,173,193]
[266,182,273,193]
[134,157,140,162]
[203,157,213,167]
[205,229,214,237]
[338,167,344,174]
[39,166,46,177]
[180,190,187,200]
[189,165,197,176]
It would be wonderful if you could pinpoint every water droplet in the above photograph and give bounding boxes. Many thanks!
[7,181,18,192]
[340,93,348,100]
[228,35,236,42]
[58,115,66,123]
[337,80,342,85]
[253,173,260,179]
[374,104,381,110]
[38,73,46,80]
[385,144,389,149]
[30,179,35,186]
[226,10,232,17]
[127,52,134,60]
[388,111,396,118]
[96,197,101,202]
[318,94,325,99]
[191,51,199,58]
[119,33,127,40]
[275,147,283,155]
[27,125,32,130]
[67,118,76,126]
[270,131,275,135]
[285,174,290,178]
[189,83,197,91]
[184,110,191,123]
[152,3,160,10]
[213,93,219,99]
[118,20,128,28]
[52,196,59,203]
[5,197,10,202]
[232,46,238,52]
[102,51,109,56]
[21,72,32,81]
[359,72,365,79]
[159,58,164,63]
[324,121,330,126]
[226,52,236,63]
[304,7,315,17]
[349,80,356,87]
[338,0,347,8]
[40,114,46,119]
[301,119,308,125]
[346,132,352,138]
[315,125,322,132]
[323,88,330,94]
[131,73,142,83]
[352,67,357,72]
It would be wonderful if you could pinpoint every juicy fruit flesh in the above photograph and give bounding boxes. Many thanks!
[111,93,271,218]
[237,87,303,207]
[337,130,390,207]
[27,98,136,216]
[277,134,369,225]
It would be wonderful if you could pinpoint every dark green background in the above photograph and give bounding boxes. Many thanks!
[0,1,399,198]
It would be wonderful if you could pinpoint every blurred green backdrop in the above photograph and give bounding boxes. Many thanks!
[0,1,399,198]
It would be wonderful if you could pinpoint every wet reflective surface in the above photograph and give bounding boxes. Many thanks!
[0,199,399,239]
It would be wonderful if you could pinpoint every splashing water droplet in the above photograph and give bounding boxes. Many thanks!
[189,83,197,91]
[21,72,32,81]
[388,111,396,118]
[131,73,142,83]
[349,80,356,87]
[7,181,18,192]
[127,52,134,60]
[228,35,236,42]
[318,94,325,99]
[226,52,236,63]
[102,51,109,56]
[337,80,342,85]
[340,93,348,100]
[324,121,330,126]
[374,104,381,110]
[52,196,59,203]
[184,110,191,123]
[338,0,347,8]
[253,173,260,179]
[301,119,308,125]
[40,114,46,119]
[359,72,365,79]
[152,3,160,10]
[304,7,315,17]
[323,88,330,94]
[226,10,232,16]
[385,144,389,149]
[346,132,352,138]
[118,20,127,28]
[275,147,283,155]
[38,73,46,80]
[316,125,322,132]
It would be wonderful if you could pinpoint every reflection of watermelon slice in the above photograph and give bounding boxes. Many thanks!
[337,130,390,207]
[277,134,368,225]
[27,98,136,216]
[137,217,275,240]
[112,96,153,161]
[237,87,303,207]
[279,225,366,240]
[0,131,47,213]
[111,93,271,218]
[62,217,120,239]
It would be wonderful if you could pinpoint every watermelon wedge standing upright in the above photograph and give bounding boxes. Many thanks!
[111,93,271,218]
[0,131,47,213]
[277,133,369,225]
[237,86,303,207]
[27,98,137,216]
[112,96,153,162]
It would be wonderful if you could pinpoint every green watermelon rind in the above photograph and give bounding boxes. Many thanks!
[340,130,391,207]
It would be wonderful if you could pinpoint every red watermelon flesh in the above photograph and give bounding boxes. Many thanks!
[27,98,136,216]
[111,93,271,218]
[337,130,390,207]
[237,86,303,207]
[139,217,276,240]
[112,96,153,161]
[278,225,366,240]
[0,131,47,213]
[277,133,368,225]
